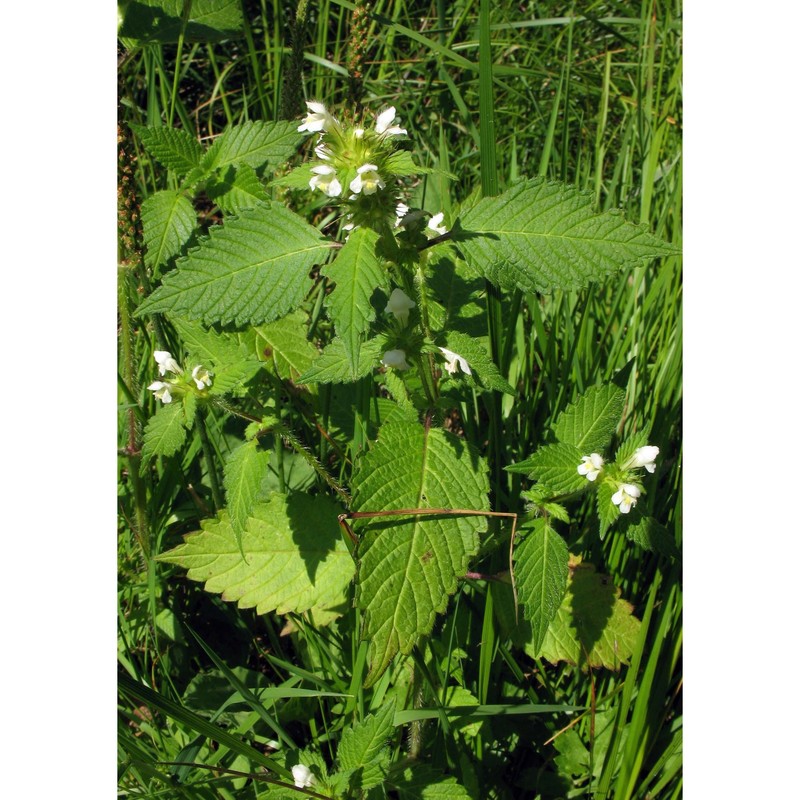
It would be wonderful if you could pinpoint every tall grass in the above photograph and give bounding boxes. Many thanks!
[118,1,682,796]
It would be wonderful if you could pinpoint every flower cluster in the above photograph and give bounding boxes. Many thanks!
[297,101,405,203]
[576,445,660,515]
[147,351,213,404]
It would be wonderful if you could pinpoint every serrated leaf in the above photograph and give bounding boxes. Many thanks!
[130,124,204,175]
[141,190,196,271]
[613,428,652,468]
[223,440,270,546]
[299,337,383,384]
[201,120,301,174]
[513,519,569,656]
[622,515,679,557]
[137,202,330,326]
[119,0,244,44]
[442,331,514,394]
[141,401,188,465]
[510,443,586,495]
[553,383,625,453]
[321,228,388,374]
[537,561,641,670]
[157,494,354,618]
[351,423,489,686]
[206,163,269,214]
[388,764,471,799]
[337,704,394,791]
[250,311,318,381]
[455,178,679,294]
[171,317,262,395]
[382,150,432,176]
[270,163,316,190]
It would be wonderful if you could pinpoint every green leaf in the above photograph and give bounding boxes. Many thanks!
[455,178,679,294]
[118,0,244,44]
[141,401,189,465]
[137,202,331,326]
[351,422,490,686]
[613,428,652,468]
[382,150,432,177]
[552,383,625,453]
[537,560,641,670]
[509,443,586,495]
[206,163,269,214]
[141,190,196,271]
[223,440,270,546]
[441,331,514,394]
[250,311,318,381]
[156,494,354,618]
[387,763,471,799]
[201,120,301,174]
[130,124,204,175]
[337,704,394,791]
[171,317,262,395]
[513,519,569,656]
[299,337,383,384]
[321,228,388,375]
[621,515,679,557]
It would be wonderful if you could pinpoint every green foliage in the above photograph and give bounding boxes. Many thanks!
[250,311,319,381]
[511,442,586,495]
[118,0,244,44]
[137,202,331,325]
[140,398,189,465]
[336,704,395,791]
[129,124,204,175]
[200,120,301,174]
[351,419,490,686]
[157,494,354,619]
[222,439,270,546]
[141,190,196,271]
[119,3,682,796]
[170,317,262,395]
[441,331,514,394]
[537,561,641,670]
[513,519,570,656]
[552,383,626,454]
[455,178,677,294]
[321,228,389,377]
[299,337,384,384]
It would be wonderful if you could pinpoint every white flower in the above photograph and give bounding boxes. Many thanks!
[298,101,337,133]
[349,163,385,195]
[439,346,472,376]
[291,764,314,789]
[577,453,604,482]
[624,445,660,473]
[147,381,173,404]
[154,350,181,376]
[314,143,332,161]
[309,164,343,197]
[191,365,213,390]
[353,127,365,139]
[427,212,447,235]
[394,202,409,227]
[381,349,410,370]
[611,483,641,514]
[375,106,407,137]
[385,288,416,324]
